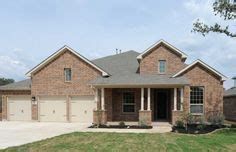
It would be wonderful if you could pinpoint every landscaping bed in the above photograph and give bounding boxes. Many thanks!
[89,124,153,129]
[172,124,227,134]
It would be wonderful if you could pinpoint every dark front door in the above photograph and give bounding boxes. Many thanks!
[154,90,168,120]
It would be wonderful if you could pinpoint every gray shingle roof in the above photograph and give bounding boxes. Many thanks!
[92,50,140,76]
[0,79,31,91]
[90,74,189,86]
[91,51,189,86]
[224,87,236,97]
[0,50,189,90]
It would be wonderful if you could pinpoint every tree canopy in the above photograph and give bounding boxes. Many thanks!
[192,1,236,37]
[0,78,15,86]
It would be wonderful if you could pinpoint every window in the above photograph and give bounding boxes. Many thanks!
[159,60,166,73]
[190,87,204,114]
[123,92,135,113]
[64,68,72,82]
[177,88,181,110]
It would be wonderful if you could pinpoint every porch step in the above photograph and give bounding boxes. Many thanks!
[152,122,172,127]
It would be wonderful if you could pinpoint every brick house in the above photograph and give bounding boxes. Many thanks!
[223,77,236,121]
[0,40,227,125]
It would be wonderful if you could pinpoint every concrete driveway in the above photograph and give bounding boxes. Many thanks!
[0,121,90,149]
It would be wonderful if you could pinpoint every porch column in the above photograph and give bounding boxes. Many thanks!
[174,88,177,111]
[147,88,151,110]
[101,88,105,110]
[94,88,98,110]
[180,87,184,111]
[141,88,144,110]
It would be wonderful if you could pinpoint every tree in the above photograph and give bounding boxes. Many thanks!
[192,0,236,37]
[0,78,15,86]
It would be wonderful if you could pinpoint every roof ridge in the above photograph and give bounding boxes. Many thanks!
[92,50,140,61]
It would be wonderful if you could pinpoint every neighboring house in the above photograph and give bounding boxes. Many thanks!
[224,77,236,121]
[0,40,227,125]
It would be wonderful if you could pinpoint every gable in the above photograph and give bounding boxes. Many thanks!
[26,45,109,77]
[139,43,187,75]
[137,39,187,60]
[172,60,227,81]
[31,50,102,96]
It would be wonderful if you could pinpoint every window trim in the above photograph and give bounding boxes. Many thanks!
[158,60,167,74]
[189,86,205,115]
[64,68,72,82]
[122,91,136,113]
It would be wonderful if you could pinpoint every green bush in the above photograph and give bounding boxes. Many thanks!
[119,121,125,127]
[231,124,236,128]
[208,112,225,126]
[139,118,148,127]
[175,120,184,128]
[181,113,195,125]
[197,124,206,130]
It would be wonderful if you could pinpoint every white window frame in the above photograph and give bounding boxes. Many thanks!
[189,86,204,115]
[158,60,166,74]
[64,68,72,82]
[122,91,135,113]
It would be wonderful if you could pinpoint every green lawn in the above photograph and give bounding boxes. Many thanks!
[2,129,236,152]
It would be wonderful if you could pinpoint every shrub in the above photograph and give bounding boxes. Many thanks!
[231,124,236,128]
[181,113,195,125]
[175,120,184,128]
[119,121,125,127]
[208,112,225,126]
[139,118,148,127]
[197,124,206,130]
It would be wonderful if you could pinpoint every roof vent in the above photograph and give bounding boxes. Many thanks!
[232,76,236,88]
[115,48,122,54]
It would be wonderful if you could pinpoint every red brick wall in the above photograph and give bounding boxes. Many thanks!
[31,49,102,96]
[140,45,186,75]
[179,64,223,120]
[223,96,236,121]
[112,88,141,121]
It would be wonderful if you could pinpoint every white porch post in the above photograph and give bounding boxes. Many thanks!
[141,88,144,111]
[101,88,105,110]
[180,87,184,111]
[174,88,177,111]
[147,88,151,110]
[94,88,98,110]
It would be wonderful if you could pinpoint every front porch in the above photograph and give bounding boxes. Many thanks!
[93,87,186,126]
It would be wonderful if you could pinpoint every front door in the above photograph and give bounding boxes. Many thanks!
[154,90,168,121]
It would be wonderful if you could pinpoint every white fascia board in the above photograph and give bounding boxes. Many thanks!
[137,39,188,60]
[172,59,227,81]
[26,45,110,77]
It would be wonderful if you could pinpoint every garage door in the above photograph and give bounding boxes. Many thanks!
[39,96,67,122]
[8,96,31,121]
[71,96,96,123]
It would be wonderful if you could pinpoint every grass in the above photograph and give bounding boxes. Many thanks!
[1,129,236,152]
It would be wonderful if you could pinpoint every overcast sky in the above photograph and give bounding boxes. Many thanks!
[0,0,235,89]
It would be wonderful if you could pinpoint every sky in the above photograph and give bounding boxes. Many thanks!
[0,0,235,89]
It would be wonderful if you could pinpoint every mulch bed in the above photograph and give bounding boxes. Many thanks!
[89,125,153,129]
[172,124,227,134]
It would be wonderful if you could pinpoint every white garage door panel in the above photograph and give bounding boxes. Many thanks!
[71,96,96,123]
[40,97,67,122]
[8,96,31,121]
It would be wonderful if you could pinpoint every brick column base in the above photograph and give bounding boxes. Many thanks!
[139,110,152,126]
[93,110,107,125]
[172,110,184,125]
